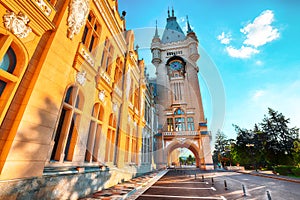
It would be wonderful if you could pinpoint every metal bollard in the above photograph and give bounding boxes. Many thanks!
[202,175,204,182]
[224,180,228,190]
[267,191,272,200]
[211,177,214,186]
[242,184,246,196]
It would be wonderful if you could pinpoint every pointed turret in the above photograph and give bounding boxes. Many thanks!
[186,15,198,42]
[186,16,193,34]
[161,8,185,44]
[151,20,162,66]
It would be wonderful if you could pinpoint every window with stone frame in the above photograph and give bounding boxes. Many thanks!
[101,38,114,74]
[114,57,123,87]
[85,103,104,162]
[124,125,130,162]
[167,118,174,131]
[51,85,84,162]
[187,117,195,131]
[105,113,116,162]
[82,11,101,53]
[0,33,27,159]
[134,87,139,110]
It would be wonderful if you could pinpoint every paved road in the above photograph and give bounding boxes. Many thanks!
[134,168,300,200]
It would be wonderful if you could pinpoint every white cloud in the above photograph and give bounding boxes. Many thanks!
[255,60,263,66]
[226,45,259,58]
[217,32,231,45]
[241,10,280,48]
[252,90,265,101]
[218,10,280,59]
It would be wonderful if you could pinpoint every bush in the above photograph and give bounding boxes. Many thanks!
[291,168,300,176]
[274,165,294,175]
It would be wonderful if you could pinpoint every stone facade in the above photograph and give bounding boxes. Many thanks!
[0,0,156,199]
[151,9,213,170]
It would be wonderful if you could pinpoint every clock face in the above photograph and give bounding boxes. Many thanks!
[170,61,183,71]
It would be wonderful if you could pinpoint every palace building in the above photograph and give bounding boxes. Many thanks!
[151,8,213,170]
[0,0,156,199]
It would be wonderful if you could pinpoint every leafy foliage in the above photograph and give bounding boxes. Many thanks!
[233,108,299,168]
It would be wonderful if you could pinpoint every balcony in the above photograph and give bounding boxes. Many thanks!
[162,131,199,137]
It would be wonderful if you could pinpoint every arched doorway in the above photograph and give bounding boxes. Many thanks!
[166,140,201,168]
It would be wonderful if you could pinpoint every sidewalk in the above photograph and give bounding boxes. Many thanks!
[80,169,168,200]
[237,169,300,183]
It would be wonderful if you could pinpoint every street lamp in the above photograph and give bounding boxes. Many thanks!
[246,143,256,171]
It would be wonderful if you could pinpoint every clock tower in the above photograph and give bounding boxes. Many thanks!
[151,8,213,170]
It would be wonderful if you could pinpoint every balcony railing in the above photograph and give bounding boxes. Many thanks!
[162,131,199,137]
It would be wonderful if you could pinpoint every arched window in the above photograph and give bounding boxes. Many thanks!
[82,11,101,53]
[0,33,27,125]
[85,103,104,162]
[174,108,185,115]
[105,113,116,162]
[51,85,84,162]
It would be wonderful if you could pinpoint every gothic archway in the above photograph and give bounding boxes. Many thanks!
[166,140,201,168]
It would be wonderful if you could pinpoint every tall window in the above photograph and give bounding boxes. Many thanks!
[0,34,27,124]
[131,129,137,163]
[167,118,174,131]
[114,58,123,87]
[134,88,139,110]
[105,114,116,162]
[187,117,195,131]
[175,117,185,131]
[51,86,84,161]
[85,103,104,162]
[101,38,114,74]
[82,12,101,53]
[125,125,130,162]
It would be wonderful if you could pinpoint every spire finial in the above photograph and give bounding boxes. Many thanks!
[168,7,170,17]
[172,7,174,17]
[186,15,193,33]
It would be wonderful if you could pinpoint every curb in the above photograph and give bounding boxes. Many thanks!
[124,169,169,200]
[237,171,300,184]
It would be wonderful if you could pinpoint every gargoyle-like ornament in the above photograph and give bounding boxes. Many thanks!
[67,0,90,39]
[3,11,32,38]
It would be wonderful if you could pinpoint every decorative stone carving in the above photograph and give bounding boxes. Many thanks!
[3,11,32,38]
[81,48,95,66]
[76,70,87,85]
[67,0,90,39]
[35,0,52,16]
[98,90,105,102]
[112,102,118,112]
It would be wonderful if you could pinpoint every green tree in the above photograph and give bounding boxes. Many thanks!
[233,108,299,168]
[260,108,299,166]
[213,130,229,167]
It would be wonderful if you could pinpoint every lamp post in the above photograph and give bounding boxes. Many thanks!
[246,143,256,171]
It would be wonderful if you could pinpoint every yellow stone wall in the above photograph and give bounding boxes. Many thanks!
[0,0,149,183]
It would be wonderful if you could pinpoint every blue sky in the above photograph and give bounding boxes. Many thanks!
[119,0,300,141]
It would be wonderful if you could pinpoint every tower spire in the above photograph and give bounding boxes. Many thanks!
[186,15,193,33]
[168,7,170,17]
[154,20,159,38]
[172,7,174,17]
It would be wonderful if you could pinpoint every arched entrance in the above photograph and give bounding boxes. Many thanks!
[166,140,201,168]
